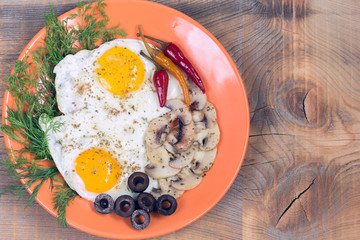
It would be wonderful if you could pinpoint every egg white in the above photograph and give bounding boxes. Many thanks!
[40,39,182,202]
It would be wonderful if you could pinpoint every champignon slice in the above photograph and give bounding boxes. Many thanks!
[192,110,205,122]
[191,102,217,129]
[150,178,184,199]
[188,80,207,110]
[169,146,196,169]
[196,123,220,151]
[146,145,169,166]
[165,98,192,125]
[145,146,180,179]
[171,167,203,191]
[202,102,217,128]
[145,163,180,180]
[163,141,176,154]
[166,127,179,145]
[173,121,196,152]
[195,121,206,132]
[145,113,173,148]
[191,148,217,175]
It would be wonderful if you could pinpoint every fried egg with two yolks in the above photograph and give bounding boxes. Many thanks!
[40,39,182,202]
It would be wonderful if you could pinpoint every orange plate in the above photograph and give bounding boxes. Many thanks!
[2,0,249,239]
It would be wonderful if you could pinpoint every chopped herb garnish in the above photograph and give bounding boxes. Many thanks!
[1,0,126,227]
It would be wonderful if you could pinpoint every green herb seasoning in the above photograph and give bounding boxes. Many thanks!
[0,0,126,227]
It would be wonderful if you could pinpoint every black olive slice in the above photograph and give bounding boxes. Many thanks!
[130,209,150,230]
[128,172,149,193]
[94,193,114,214]
[156,194,177,216]
[137,192,156,212]
[114,195,136,217]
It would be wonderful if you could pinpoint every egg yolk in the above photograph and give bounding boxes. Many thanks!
[96,46,145,95]
[75,148,121,193]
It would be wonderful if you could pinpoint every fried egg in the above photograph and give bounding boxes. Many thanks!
[40,39,182,202]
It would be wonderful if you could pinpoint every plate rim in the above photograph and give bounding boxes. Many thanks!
[2,0,250,238]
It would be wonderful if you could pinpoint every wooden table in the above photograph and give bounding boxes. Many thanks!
[1,0,360,239]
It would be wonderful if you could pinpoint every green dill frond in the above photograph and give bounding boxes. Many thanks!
[72,0,127,50]
[1,0,127,228]
[77,1,89,9]
[0,155,58,207]
[2,58,55,160]
[52,183,77,227]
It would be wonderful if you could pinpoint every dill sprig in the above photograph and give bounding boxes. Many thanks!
[52,182,78,227]
[0,155,58,206]
[1,0,126,227]
[71,1,127,50]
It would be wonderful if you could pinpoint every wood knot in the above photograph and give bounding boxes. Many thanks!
[255,0,307,20]
[275,80,329,128]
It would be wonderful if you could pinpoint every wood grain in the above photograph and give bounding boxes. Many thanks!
[1,0,360,239]
[239,0,360,239]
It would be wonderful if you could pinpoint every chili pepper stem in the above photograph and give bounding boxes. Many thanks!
[136,33,168,50]
[140,50,163,70]
[138,25,158,58]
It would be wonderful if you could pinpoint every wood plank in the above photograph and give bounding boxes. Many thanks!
[1,0,360,239]
[238,0,360,239]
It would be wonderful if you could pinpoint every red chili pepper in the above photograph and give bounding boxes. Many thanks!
[140,51,169,107]
[137,33,206,93]
[138,26,191,105]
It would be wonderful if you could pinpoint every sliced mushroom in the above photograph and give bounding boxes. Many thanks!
[145,164,180,180]
[163,141,176,154]
[188,80,207,110]
[191,148,217,175]
[145,146,180,179]
[202,102,217,128]
[196,123,220,151]
[146,145,169,166]
[172,121,196,152]
[169,146,196,169]
[145,113,173,148]
[165,127,179,145]
[150,178,184,199]
[171,167,203,191]
[165,98,192,125]
[195,121,206,132]
[191,102,217,128]
[192,110,205,122]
